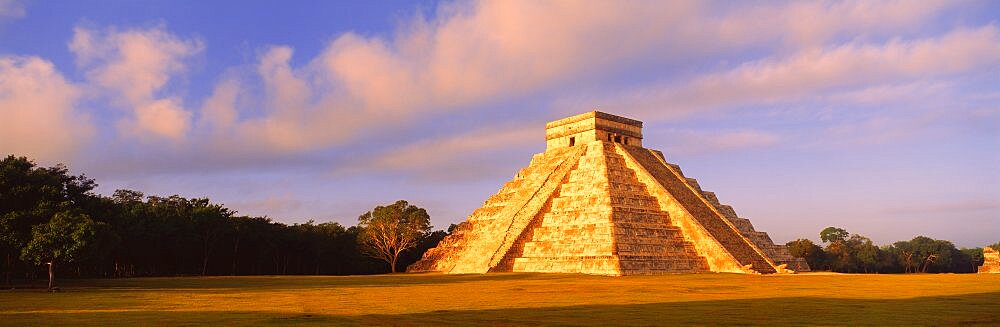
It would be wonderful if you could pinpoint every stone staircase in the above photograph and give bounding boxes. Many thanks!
[411,145,585,273]
[513,141,709,275]
[621,146,777,274]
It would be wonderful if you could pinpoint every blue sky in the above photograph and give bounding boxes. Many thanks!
[1,0,998,247]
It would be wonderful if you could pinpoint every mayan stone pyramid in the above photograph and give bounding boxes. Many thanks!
[408,111,809,275]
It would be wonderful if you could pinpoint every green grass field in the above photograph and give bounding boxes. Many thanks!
[2,273,999,326]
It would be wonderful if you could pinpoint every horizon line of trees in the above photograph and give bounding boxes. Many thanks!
[1,155,448,288]
[3,154,998,288]
[786,227,997,274]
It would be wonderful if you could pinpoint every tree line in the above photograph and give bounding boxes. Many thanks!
[1,155,447,288]
[3,154,998,288]
[786,227,998,274]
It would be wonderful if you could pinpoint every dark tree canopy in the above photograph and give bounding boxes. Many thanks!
[786,229,978,274]
[20,211,114,289]
[819,227,849,244]
[1,155,98,285]
[786,239,824,270]
[1,155,453,284]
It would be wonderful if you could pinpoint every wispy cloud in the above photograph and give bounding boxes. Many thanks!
[823,80,953,106]
[334,123,538,181]
[0,0,25,20]
[70,25,203,141]
[567,25,1000,122]
[719,0,961,47]
[195,0,975,156]
[2,0,993,178]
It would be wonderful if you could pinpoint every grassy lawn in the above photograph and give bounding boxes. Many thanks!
[1,273,999,326]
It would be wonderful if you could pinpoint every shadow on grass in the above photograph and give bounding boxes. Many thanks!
[4,291,999,326]
[46,273,580,291]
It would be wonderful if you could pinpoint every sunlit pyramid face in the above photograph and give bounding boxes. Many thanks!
[409,111,808,276]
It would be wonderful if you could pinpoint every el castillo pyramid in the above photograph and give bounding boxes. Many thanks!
[409,111,809,275]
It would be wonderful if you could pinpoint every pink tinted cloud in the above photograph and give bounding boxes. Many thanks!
[0,56,93,162]
[56,1,980,163]
[220,0,971,154]
[721,0,961,47]
[198,1,716,153]
[582,25,1000,121]
[70,25,202,141]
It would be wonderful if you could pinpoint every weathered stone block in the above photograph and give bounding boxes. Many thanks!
[980,247,1000,273]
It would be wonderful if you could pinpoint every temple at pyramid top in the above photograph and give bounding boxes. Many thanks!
[409,111,808,275]
[546,111,643,150]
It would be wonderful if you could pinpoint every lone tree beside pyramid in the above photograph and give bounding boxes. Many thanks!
[409,111,808,275]
[358,200,431,273]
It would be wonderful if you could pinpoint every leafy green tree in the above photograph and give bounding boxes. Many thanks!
[876,246,901,273]
[848,234,879,273]
[889,236,961,273]
[820,227,849,244]
[1,155,96,285]
[825,240,853,272]
[786,239,824,270]
[888,241,918,273]
[357,200,431,273]
[959,248,983,273]
[20,211,113,290]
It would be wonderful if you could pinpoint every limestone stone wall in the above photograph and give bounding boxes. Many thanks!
[980,247,1000,274]
[546,111,643,150]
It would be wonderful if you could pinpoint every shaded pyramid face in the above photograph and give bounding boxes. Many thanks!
[409,112,809,275]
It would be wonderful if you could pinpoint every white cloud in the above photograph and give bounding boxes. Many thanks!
[0,56,93,162]
[70,25,203,141]
[198,78,240,131]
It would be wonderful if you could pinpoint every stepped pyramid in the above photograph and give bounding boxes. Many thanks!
[409,111,809,275]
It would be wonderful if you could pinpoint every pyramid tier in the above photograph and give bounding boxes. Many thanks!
[410,136,799,274]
